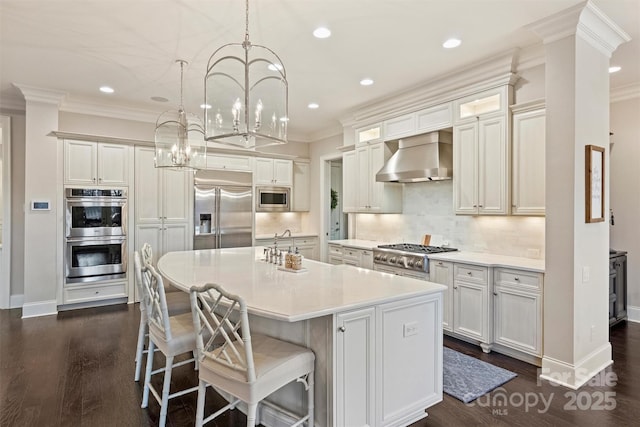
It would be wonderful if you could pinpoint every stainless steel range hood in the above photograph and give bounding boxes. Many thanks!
[376,130,453,182]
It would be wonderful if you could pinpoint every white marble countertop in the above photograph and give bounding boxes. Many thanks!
[157,247,445,322]
[255,233,318,240]
[427,251,545,273]
[328,239,385,250]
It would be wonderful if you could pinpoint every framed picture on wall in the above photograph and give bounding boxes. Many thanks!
[585,144,605,223]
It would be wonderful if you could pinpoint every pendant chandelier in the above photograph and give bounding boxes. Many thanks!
[154,60,206,170]
[204,0,288,149]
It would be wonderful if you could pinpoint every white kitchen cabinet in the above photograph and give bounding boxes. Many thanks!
[511,103,546,216]
[335,294,442,426]
[453,115,509,215]
[452,263,491,351]
[255,157,293,186]
[453,86,512,215]
[347,141,401,213]
[415,103,453,133]
[63,280,127,305]
[328,243,344,265]
[335,307,376,427]
[355,123,383,146]
[493,268,543,357]
[384,112,416,140]
[64,140,129,186]
[134,147,191,261]
[292,160,310,212]
[255,236,318,261]
[206,152,252,171]
[430,260,454,332]
[342,246,373,270]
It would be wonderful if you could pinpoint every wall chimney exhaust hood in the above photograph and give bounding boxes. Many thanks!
[376,130,453,183]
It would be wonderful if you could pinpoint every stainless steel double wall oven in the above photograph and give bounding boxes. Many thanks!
[65,188,127,283]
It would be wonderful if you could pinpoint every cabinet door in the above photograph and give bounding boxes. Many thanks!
[135,147,162,223]
[356,146,370,210]
[453,280,487,341]
[335,308,375,427]
[162,169,190,222]
[430,260,453,331]
[292,161,310,211]
[384,113,415,140]
[273,159,293,186]
[512,109,545,215]
[206,153,252,171]
[367,142,385,212]
[163,223,191,256]
[254,158,274,185]
[65,140,97,185]
[135,224,163,265]
[493,286,541,356]
[98,143,128,185]
[478,116,508,214]
[453,121,478,214]
[342,151,357,212]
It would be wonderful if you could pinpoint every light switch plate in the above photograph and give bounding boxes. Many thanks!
[403,321,418,337]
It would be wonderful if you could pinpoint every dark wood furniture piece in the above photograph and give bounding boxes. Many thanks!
[609,249,628,326]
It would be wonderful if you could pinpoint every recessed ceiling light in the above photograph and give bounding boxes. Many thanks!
[151,96,169,102]
[200,104,212,109]
[609,66,621,73]
[99,86,114,94]
[443,38,461,49]
[268,63,283,71]
[308,103,319,109]
[313,27,331,39]
[360,78,374,86]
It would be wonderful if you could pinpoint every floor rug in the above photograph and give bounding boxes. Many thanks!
[443,347,517,403]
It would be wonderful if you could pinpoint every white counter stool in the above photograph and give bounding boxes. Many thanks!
[140,264,198,427]
[133,251,191,382]
[141,242,186,295]
[189,283,315,427]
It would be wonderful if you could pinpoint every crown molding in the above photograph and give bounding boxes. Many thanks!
[510,98,546,114]
[12,83,66,105]
[61,96,159,123]
[527,1,630,57]
[515,43,546,72]
[340,50,519,129]
[610,83,640,103]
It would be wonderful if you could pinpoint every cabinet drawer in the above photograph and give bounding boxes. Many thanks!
[495,268,542,291]
[343,247,360,259]
[329,244,343,256]
[294,237,317,246]
[64,282,127,304]
[454,264,488,285]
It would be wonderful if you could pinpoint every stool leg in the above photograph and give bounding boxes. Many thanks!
[159,355,174,427]
[141,339,155,408]
[246,402,258,426]
[307,370,315,427]
[195,379,206,427]
[134,316,147,381]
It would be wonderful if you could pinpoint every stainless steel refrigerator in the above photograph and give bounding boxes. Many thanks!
[193,170,253,250]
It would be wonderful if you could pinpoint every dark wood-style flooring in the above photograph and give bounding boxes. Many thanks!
[0,303,638,426]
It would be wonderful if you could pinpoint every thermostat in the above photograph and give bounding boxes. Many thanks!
[31,200,50,211]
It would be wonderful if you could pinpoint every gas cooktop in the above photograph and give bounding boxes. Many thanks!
[376,243,458,254]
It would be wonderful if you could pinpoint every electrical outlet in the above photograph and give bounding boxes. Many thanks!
[403,322,419,337]
[582,266,590,283]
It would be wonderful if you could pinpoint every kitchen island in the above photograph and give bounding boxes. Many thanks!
[158,247,445,427]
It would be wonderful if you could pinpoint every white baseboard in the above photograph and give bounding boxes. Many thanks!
[10,293,24,308]
[540,343,612,390]
[21,299,58,318]
[627,305,640,323]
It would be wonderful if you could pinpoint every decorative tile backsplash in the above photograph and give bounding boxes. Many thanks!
[255,212,306,236]
[354,181,545,259]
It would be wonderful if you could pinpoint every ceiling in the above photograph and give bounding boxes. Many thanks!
[1,0,638,141]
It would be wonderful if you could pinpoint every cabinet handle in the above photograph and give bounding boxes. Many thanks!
[473,205,477,208]
[514,277,520,281]
[479,205,483,208]
[493,292,498,296]
[338,326,346,333]
[467,271,472,276]
[438,261,443,266]
[453,286,458,290]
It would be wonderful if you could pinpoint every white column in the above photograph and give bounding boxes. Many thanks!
[528,1,630,389]
[14,85,66,318]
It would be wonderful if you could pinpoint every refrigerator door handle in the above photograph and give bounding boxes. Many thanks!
[216,187,222,249]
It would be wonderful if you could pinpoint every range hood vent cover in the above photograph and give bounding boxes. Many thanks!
[376,130,453,182]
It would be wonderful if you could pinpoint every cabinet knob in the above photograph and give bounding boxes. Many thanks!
[514,277,520,281]
[438,261,443,266]
[473,205,477,208]
[338,326,346,333]
[453,286,458,290]
[92,177,96,182]
[479,205,483,208]
[467,271,472,275]
[493,292,498,296]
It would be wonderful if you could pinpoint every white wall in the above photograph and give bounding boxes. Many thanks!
[610,96,640,308]
[353,181,545,257]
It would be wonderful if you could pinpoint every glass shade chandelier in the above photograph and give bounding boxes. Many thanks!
[154,60,206,170]
[204,0,288,149]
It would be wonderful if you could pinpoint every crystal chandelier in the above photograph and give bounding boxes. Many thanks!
[154,60,206,170]
[204,0,288,149]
